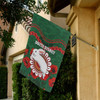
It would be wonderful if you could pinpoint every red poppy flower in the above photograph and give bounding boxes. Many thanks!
[23,57,30,68]
[40,74,50,81]
[50,65,58,74]
[25,49,29,55]
[30,48,34,55]
[30,71,38,79]
[48,77,56,87]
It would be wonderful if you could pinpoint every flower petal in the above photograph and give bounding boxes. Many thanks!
[48,77,56,87]
[50,65,58,74]
[23,57,30,68]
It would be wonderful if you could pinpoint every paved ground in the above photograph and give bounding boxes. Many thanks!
[0,98,12,100]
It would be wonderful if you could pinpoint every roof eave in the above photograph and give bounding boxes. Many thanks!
[48,0,71,17]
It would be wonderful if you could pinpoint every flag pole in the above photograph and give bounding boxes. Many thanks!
[71,34,98,50]
[23,5,34,14]
[23,4,97,51]
[6,0,34,14]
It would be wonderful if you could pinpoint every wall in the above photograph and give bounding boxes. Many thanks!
[95,5,100,100]
[50,5,70,29]
[66,7,97,100]
[77,8,96,100]
[70,17,78,56]
[6,24,29,57]
[6,24,29,97]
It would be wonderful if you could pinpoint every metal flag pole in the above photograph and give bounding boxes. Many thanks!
[8,0,96,50]
[20,4,98,51]
[23,5,34,14]
[71,34,98,50]
[7,0,34,14]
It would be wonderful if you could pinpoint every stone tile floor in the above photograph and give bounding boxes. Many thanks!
[0,98,12,100]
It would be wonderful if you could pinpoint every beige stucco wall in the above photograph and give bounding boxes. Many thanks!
[77,8,96,100]
[66,5,100,100]
[75,0,99,7]
[50,5,70,29]
[70,17,78,56]
[6,24,29,97]
[51,16,67,28]
[95,5,100,100]
[39,11,50,21]
[6,24,29,57]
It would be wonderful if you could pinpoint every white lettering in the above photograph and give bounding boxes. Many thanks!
[35,41,55,55]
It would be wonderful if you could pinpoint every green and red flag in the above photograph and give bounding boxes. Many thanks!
[19,13,70,92]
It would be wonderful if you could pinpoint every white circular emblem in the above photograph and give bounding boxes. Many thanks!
[30,49,52,79]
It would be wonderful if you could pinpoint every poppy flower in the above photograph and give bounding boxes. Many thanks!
[30,71,38,79]
[50,65,58,74]
[48,77,56,87]
[25,49,29,55]
[23,57,30,68]
[40,74,50,81]
[30,48,34,55]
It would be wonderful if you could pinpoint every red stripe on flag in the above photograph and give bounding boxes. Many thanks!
[31,24,67,48]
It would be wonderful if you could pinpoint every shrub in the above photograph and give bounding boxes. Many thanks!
[12,63,23,100]
[22,78,39,100]
[0,66,7,99]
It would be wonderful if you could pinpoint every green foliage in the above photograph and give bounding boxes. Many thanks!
[22,78,32,100]
[0,0,26,25]
[12,63,39,100]
[0,0,49,48]
[0,0,49,25]
[38,89,43,100]
[22,78,38,100]
[0,29,15,48]
[29,0,49,14]
[66,93,73,100]
[12,63,23,100]
[0,66,7,99]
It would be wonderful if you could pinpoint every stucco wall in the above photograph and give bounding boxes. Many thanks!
[50,5,70,29]
[39,11,50,21]
[51,16,67,28]
[70,17,78,56]
[78,8,96,100]
[95,5,100,100]
[6,24,29,57]
[6,24,29,97]
[66,7,97,100]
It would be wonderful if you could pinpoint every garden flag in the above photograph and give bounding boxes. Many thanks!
[19,13,70,92]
